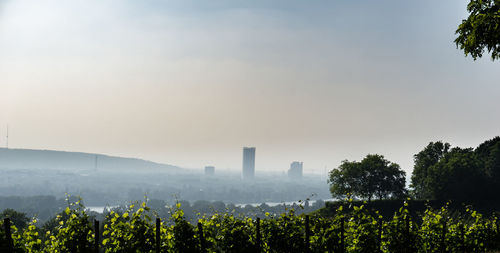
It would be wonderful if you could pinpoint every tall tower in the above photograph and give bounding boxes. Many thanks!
[242,147,255,179]
[288,161,303,179]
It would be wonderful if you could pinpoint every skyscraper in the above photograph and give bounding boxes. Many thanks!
[242,147,255,179]
[288,161,303,179]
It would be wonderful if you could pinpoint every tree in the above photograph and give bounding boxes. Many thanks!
[475,137,500,177]
[328,159,363,200]
[411,138,500,201]
[475,136,500,197]
[455,0,500,60]
[0,209,29,230]
[328,154,406,201]
[425,148,487,201]
[410,141,450,199]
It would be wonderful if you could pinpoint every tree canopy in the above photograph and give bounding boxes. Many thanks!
[328,154,406,201]
[455,0,500,60]
[410,137,500,201]
[410,141,450,199]
[425,147,487,201]
[0,208,29,230]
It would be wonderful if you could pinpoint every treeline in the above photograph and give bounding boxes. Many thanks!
[0,195,326,226]
[0,167,331,206]
[140,199,326,224]
[410,136,500,201]
[328,136,500,203]
[2,200,500,252]
[0,196,66,222]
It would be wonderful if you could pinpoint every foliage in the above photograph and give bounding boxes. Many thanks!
[343,204,379,252]
[43,199,95,253]
[0,219,25,253]
[17,219,44,252]
[476,136,500,196]
[0,208,30,230]
[102,202,156,252]
[411,137,500,201]
[328,154,406,201]
[170,203,200,252]
[199,213,257,253]
[0,196,62,224]
[261,210,306,252]
[455,0,500,60]
[309,206,343,252]
[3,199,500,252]
[425,148,486,201]
[410,141,450,199]
[382,201,418,253]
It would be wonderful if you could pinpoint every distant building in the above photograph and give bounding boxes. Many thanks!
[204,166,215,176]
[242,147,255,179]
[288,161,303,179]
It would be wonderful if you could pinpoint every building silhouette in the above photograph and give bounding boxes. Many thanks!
[242,147,255,179]
[288,161,303,179]
[204,166,215,176]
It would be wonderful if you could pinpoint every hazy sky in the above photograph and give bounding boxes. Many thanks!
[1,0,499,176]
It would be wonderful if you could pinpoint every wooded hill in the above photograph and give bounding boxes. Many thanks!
[0,148,180,173]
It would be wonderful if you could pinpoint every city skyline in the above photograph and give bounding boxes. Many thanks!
[1,0,499,175]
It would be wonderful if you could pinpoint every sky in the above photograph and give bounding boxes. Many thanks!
[1,0,499,177]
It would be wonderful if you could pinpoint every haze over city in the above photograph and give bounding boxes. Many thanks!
[1,0,499,176]
[2,1,500,251]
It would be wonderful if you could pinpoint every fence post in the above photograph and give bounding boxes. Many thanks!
[305,215,310,252]
[256,217,261,252]
[340,217,345,253]
[94,219,99,253]
[378,218,383,253]
[440,219,447,252]
[156,218,161,253]
[3,218,13,253]
[197,222,206,253]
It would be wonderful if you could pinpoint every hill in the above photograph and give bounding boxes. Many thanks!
[0,148,180,173]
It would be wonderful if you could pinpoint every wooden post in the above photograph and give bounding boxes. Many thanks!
[378,218,383,253]
[340,217,345,253]
[3,218,13,253]
[305,215,310,252]
[197,222,206,253]
[156,218,161,253]
[256,217,261,252]
[94,219,99,253]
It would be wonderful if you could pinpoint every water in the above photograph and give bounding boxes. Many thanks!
[85,199,335,213]
[234,199,334,208]
[86,205,119,213]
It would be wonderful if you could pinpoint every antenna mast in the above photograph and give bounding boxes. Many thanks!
[6,125,8,149]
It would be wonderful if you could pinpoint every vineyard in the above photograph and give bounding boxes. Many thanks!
[1,200,500,252]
